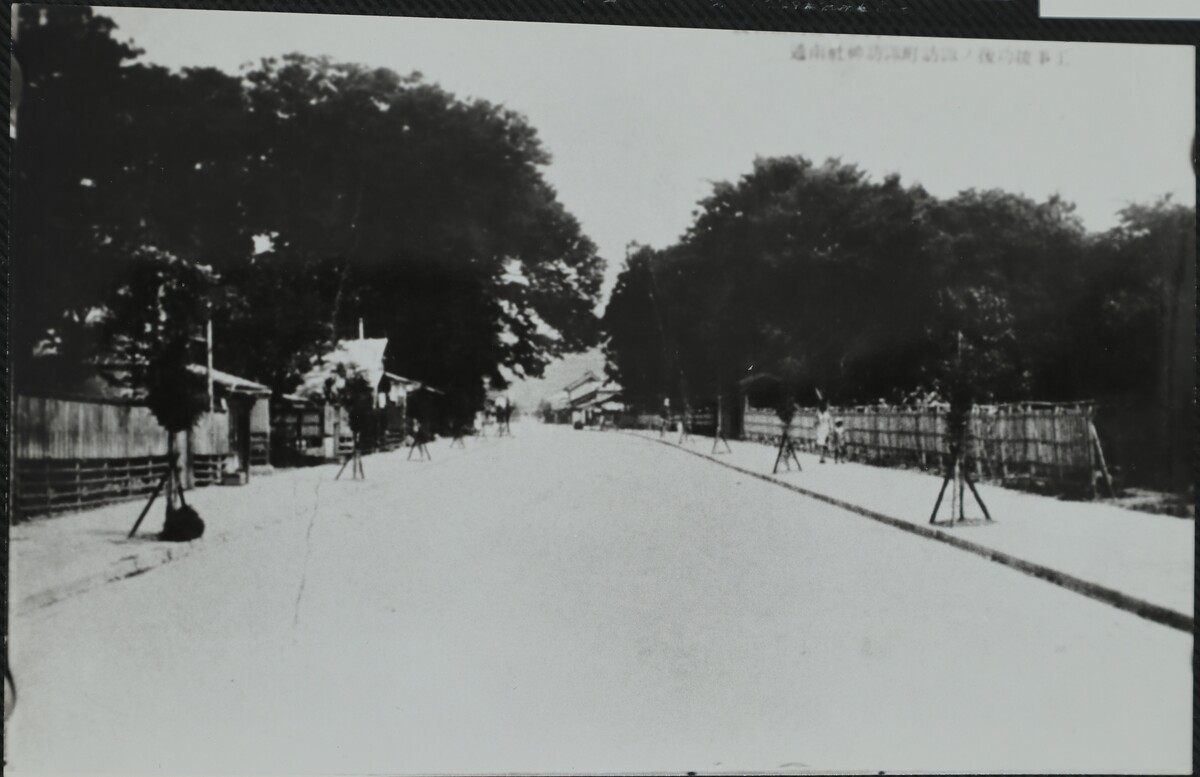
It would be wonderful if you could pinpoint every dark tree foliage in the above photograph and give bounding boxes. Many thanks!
[341,374,378,437]
[1073,199,1195,485]
[602,246,673,408]
[102,250,212,538]
[98,249,216,440]
[231,55,604,418]
[144,337,209,435]
[13,9,257,374]
[605,157,938,409]
[12,7,145,380]
[603,156,1194,487]
[13,13,605,429]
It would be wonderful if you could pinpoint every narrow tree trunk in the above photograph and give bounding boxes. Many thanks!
[165,434,176,512]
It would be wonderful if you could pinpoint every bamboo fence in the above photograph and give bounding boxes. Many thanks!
[742,401,1101,490]
[629,409,716,433]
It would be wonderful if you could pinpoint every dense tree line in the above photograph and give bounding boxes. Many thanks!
[603,156,1193,487]
[13,7,604,423]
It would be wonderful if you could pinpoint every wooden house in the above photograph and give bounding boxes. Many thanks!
[550,371,623,427]
[274,337,426,461]
[570,377,624,427]
[270,393,329,465]
[188,365,272,480]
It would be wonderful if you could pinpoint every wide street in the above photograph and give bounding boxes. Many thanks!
[7,423,1192,775]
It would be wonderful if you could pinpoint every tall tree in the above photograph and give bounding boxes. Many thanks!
[602,246,673,408]
[14,15,605,425]
[11,6,144,382]
[235,55,605,419]
[604,156,936,409]
[602,154,1194,487]
[12,7,254,391]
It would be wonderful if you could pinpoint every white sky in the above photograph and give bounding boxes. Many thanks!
[96,7,1194,304]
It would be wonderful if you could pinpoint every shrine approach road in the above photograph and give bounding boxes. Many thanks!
[6,423,1191,775]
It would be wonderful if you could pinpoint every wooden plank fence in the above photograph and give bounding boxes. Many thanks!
[248,399,271,467]
[14,395,234,517]
[741,402,1100,490]
[16,396,168,460]
[190,411,230,487]
[629,409,716,433]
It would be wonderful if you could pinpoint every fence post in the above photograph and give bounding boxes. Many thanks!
[916,411,926,470]
[1048,407,1060,487]
[1023,407,1033,481]
[1087,408,1098,498]
[185,424,196,490]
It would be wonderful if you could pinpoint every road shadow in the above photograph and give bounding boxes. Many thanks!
[86,528,167,545]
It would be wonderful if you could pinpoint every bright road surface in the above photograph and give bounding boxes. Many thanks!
[7,423,1192,774]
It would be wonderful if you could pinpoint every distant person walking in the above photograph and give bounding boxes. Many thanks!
[831,418,845,463]
[815,402,832,464]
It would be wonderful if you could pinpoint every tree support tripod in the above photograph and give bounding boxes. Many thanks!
[711,395,731,454]
[128,454,189,538]
[408,433,432,461]
[336,437,366,480]
[929,445,992,525]
[772,430,802,474]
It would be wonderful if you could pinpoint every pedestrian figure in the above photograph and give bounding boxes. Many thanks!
[831,418,846,463]
[816,402,832,463]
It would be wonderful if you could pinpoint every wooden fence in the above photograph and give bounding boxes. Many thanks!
[628,410,716,432]
[742,402,1101,490]
[14,395,233,517]
[249,399,271,468]
[190,410,231,486]
[16,396,168,460]
[272,402,408,464]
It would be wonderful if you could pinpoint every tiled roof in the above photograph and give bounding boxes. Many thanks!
[563,370,601,393]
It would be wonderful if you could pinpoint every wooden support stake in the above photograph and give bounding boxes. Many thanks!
[773,433,788,474]
[957,460,966,523]
[128,469,170,539]
[407,435,431,461]
[1089,421,1115,498]
[930,464,953,524]
[1087,414,1098,500]
[964,476,993,522]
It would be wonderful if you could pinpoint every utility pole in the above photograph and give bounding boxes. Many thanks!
[206,304,215,413]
